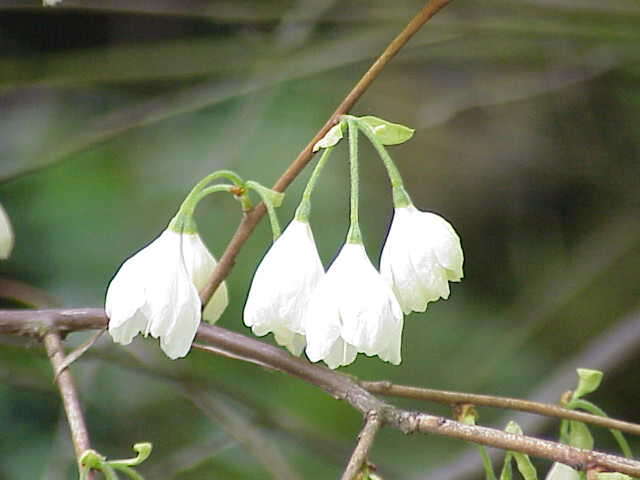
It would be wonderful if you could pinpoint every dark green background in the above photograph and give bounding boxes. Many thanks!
[1,1,639,478]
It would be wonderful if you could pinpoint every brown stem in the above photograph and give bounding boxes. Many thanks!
[341,411,382,480]
[408,413,640,477]
[361,381,640,437]
[43,331,93,478]
[199,0,454,304]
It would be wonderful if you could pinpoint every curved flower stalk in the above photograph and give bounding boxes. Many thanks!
[381,204,463,314]
[106,220,228,359]
[0,202,14,260]
[353,115,464,314]
[243,219,323,355]
[304,242,403,369]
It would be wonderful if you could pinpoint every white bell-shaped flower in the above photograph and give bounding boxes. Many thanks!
[244,219,323,355]
[304,242,403,369]
[0,203,14,260]
[106,228,228,359]
[545,463,580,480]
[381,205,463,314]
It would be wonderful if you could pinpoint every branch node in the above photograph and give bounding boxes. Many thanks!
[397,411,421,434]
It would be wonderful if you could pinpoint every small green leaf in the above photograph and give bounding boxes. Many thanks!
[573,369,603,400]
[568,421,594,450]
[109,442,153,467]
[358,116,414,145]
[313,123,344,151]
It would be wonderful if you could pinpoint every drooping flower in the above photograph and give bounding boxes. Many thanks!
[244,219,323,355]
[545,463,580,480]
[106,226,228,359]
[380,205,463,314]
[0,203,14,260]
[304,242,403,369]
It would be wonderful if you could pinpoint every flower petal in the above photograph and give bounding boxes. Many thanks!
[180,232,229,324]
[381,205,464,314]
[244,220,324,354]
[305,242,403,368]
[106,228,204,359]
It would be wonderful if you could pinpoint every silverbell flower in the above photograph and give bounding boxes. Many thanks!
[106,225,228,359]
[304,242,403,369]
[0,203,14,260]
[243,219,324,355]
[380,205,463,314]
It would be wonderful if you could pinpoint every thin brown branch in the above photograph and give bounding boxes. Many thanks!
[408,413,640,477]
[199,0,453,304]
[191,342,280,371]
[0,307,107,337]
[341,411,382,480]
[361,381,640,437]
[42,331,93,477]
[4,307,640,476]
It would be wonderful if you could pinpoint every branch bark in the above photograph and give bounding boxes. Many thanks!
[361,381,640,437]
[43,331,94,479]
[341,411,382,480]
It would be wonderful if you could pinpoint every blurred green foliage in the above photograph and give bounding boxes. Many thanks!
[1,1,639,479]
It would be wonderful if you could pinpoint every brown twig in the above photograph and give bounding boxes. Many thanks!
[341,411,382,480]
[199,0,453,304]
[3,308,640,476]
[408,414,640,476]
[361,381,640,437]
[42,331,93,478]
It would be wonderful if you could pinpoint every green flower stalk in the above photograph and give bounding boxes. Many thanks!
[350,114,465,315]
[346,118,362,244]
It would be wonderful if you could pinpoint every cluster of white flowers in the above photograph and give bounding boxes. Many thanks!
[104,118,464,367]
[0,203,14,260]
[244,204,463,368]
[244,116,464,368]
